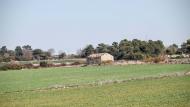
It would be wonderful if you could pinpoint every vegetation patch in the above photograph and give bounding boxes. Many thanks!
[0,76,189,107]
[0,64,190,93]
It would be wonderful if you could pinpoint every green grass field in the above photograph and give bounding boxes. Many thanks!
[0,64,190,107]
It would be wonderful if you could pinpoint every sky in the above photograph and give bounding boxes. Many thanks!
[0,0,190,54]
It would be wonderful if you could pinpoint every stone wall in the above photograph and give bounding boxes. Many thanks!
[167,58,190,64]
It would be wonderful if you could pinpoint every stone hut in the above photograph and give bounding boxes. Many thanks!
[87,53,114,65]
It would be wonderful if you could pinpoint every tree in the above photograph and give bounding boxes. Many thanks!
[40,51,51,60]
[181,39,190,54]
[33,49,43,60]
[187,39,190,53]
[165,44,178,55]
[132,39,141,53]
[154,40,165,55]
[116,39,165,60]
[48,48,55,56]
[76,49,83,58]
[81,44,95,57]
[15,46,23,56]
[109,42,120,59]
[139,41,149,54]
[118,39,133,59]
[0,46,8,55]
[15,46,23,60]
[96,43,110,53]
[0,46,16,62]
[7,50,15,61]
[147,40,164,56]
[22,45,32,50]
[58,52,66,59]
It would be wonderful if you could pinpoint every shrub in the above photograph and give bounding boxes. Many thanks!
[0,65,9,71]
[0,64,23,71]
[101,60,113,65]
[143,57,152,63]
[23,63,34,69]
[144,56,165,63]
[125,53,144,60]
[40,61,48,67]
[61,63,67,66]
[7,64,23,70]
[71,61,81,65]
[153,56,165,63]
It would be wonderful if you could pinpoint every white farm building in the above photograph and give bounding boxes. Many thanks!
[87,53,114,65]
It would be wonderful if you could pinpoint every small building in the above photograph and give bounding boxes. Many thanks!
[87,53,114,65]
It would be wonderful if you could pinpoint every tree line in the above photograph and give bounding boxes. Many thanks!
[0,39,190,62]
[79,39,190,60]
[0,45,66,62]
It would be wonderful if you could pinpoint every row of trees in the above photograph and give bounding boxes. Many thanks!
[0,45,66,62]
[0,39,190,62]
[79,39,190,60]
[165,39,190,55]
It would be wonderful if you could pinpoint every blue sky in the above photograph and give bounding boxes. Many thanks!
[1,0,190,54]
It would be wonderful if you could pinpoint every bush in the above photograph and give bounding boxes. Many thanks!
[0,65,9,71]
[7,64,23,70]
[0,64,23,71]
[61,63,67,66]
[125,53,144,60]
[143,56,152,63]
[71,61,81,65]
[144,56,165,63]
[101,60,113,65]
[23,63,34,69]
[40,61,48,67]
[153,56,165,63]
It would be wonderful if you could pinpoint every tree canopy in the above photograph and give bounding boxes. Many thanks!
[0,38,189,62]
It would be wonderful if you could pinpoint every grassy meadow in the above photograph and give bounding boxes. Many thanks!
[0,64,190,107]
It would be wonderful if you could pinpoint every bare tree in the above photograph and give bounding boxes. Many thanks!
[48,48,55,56]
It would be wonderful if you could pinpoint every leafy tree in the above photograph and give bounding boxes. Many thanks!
[132,39,141,53]
[139,41,149,54]
[41,51,51,60]
[15,46,23,60]
[154,40,165,55]
[181,39,190,54]
[15,46,23,56]
[7,50,15,61]
[58,52,66,59]
[125,52,144,60]
[81,44,95,57]
[110,42,120,59]
[33,49,43,60]
[96,43,110,53]
[118,39,133,59]
[22,45,32,50]
[0,46,15,62]
[165,44,178,55]
[147,40,164,56]
[0,46,8,55]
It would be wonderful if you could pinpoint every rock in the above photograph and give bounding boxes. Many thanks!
[185,72,190,76]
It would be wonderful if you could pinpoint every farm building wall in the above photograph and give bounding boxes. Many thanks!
[87,53,114,65]
[87,57,101,64]
[101,54,114,63]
